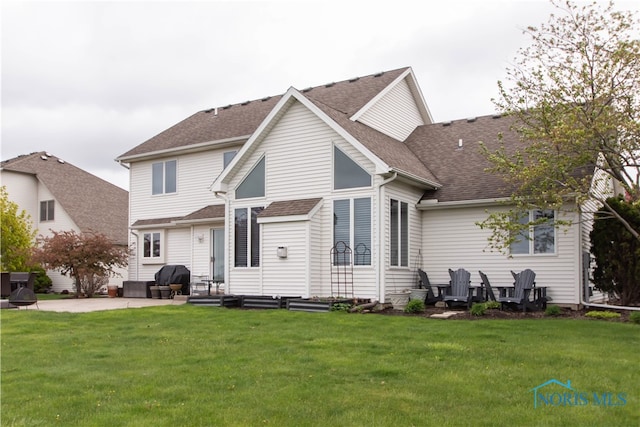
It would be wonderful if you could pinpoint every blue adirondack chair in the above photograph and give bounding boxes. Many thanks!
[443,268,472,309]
[498,269,536,312]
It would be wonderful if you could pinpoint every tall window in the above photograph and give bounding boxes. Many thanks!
[235,207,263,267]
[334,146,371,189]
[390,199,408,267]
[236,157,265,199]
[40,200,55,221]
[143,232,161,259]
[333,198,371,265]
[152,160,177,195]
[511,209,556,255]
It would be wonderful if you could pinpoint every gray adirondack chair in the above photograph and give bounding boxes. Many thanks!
[417,269,442,305]
[478,271,497,302]
[443,268,472,309]
[498,269,536,312]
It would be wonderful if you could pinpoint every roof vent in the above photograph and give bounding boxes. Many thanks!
[442,121,452,126]
[57,158,65,164]
[222,104,232,110]
[241,100,250,106]
[373,71,384,77]
[348,77,359,82]
[492,113,502,119]
[302,87,312,93]
[261,96,271,102]
[40,155,48,160]
[325,82,335,88]
[45,152,52,156]
[466,117,477,123]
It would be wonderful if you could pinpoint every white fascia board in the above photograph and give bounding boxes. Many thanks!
[173,217,225,225]
[417,197,511,210]
[393,168,441,189]
[257,214,310,224]
[117,135,249,163]
[349,67,433,124]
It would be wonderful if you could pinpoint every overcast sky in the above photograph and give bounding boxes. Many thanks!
[2,0,636,191]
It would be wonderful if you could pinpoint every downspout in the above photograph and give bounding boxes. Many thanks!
[377,172,398,303]
[130,230,139,281]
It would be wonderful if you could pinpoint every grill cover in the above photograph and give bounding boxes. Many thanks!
[154,265,191,287]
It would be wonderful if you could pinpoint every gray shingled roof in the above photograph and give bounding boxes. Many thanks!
[1,152,129,244]
[259,198,322,218]
[405,115,523,202]
[130,205,225,227]
[117,67,411,161]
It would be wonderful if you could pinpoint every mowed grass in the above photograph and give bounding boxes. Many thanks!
[1,305,638,426]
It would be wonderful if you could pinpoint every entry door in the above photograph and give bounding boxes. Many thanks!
[211,228,225,282]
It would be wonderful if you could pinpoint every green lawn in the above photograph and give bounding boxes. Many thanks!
[1,305,638,426]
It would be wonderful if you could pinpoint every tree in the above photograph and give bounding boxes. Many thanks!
[0,186,36,271]
[590,196,640,305]
[34,230,128,297]
[479,0,640,251]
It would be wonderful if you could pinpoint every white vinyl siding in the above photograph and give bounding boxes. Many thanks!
[356,78,425,141]
[421,206,582,305]
[261,220,309,297]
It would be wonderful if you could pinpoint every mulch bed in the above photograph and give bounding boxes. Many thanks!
[373,305,635,322]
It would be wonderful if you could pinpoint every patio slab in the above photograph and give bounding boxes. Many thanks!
[429,311,462,319]
[3,297,185,313]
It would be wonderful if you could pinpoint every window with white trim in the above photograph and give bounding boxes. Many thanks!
[510,209,556,255]
[223,151,237,169]
[333,198,371,265]
[142,231,164,263]
[236,157,265,199]
[152,160,177,195]
[390,199,409,266]
[333,146,371,190]
[234,207,264,267]
[40,200,55,221]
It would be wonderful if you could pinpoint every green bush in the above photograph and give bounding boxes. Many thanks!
[585,310,621,320]
[470,303,487,316]
[545,305,561,316]
[330,302,352,312]
[629,311,640,324]
[404,299,425,314]
[485,301,501,310]
[31,266,52,293]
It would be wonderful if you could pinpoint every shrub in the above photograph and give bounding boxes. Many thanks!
[485,301,501,310]
[404,299,425,314]
[545,305,561,316]
[629,312,640,325]
[470,303,487,316]
[31,266,52,293]
[585,310,621,320]
[330,302,352,312]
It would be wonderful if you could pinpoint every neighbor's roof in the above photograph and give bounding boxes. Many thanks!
[1,152,129,244]
[405,115,523,203]
[117,67,414,161]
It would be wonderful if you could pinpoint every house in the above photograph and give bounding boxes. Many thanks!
[117,66,594,308]
[1,152,129,292]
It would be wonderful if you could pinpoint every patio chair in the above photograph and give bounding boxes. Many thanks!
[443,268,472,309]
[417,269,442,305]
[478,271,497,302]
[498,269,536,312]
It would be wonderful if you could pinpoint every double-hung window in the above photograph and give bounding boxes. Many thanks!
[234,207,263,267]
[333,198,371,265]
[390,199,409,267]
[152,160,177,195]
[40,200,55,221]
[510,209,556,255]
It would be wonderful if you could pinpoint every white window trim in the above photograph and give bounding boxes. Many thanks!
[233,206,263,268]
[510,209,557,256]
[332,197,372,267]
[390,198,409,268]
[141,230,165,264]
[152,159,178,196]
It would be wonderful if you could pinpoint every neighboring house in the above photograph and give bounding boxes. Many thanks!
[117,66,597,308]
[1,152,129,292]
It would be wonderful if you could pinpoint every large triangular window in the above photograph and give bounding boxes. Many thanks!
[334,146,371,190]
[236,157,265,199]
